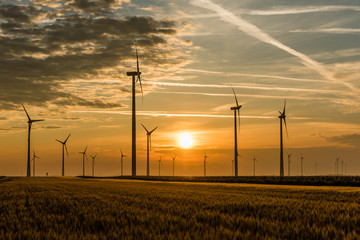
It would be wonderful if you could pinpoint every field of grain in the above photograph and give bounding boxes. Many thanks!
[0,177,359,239]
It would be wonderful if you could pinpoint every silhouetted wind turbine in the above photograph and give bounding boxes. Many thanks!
[22,104,44,177]
[172,155,176,176]
[300,154,304,176]
[127,41,143,177]
[79,146,88,176]
[230,88,242,177]
[335,157,340,175]
[90,154,97,177]
[253,155,257,177]
[120,148,127,176]
[56,133,71,176]
[158,156,162,176]
[141,124,157,176]
[32,149,40,177]
[278,100,288,177]
[204,152,208,177]
[341,159,344,176]
[287,152,292,176]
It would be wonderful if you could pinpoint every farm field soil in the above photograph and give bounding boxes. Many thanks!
[0,177,359,239]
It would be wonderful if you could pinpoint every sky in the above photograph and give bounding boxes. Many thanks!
[1,0,360,177]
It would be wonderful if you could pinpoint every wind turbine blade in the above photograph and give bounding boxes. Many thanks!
[84,146,88,154]
[237,109,240,137]
[65,144,69,157]
[141,123,149,133]
[22,104,31,121]
[120,148,123,155]
[64,133,71,143]
[284,117,289,139]
[135,42,144,101]
[231,87,239,107]
[149,134,152,151]
[56,139,63,143]
[32,119,45,122]
[150,126,158,134]
[283,99,286,116]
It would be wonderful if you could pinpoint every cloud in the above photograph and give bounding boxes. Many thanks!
[247,5,360,15]
[291,28,360,34]
[189,0,356,91]
[0,2,189,110]
[328,133,360,147]
[143,80,342,94]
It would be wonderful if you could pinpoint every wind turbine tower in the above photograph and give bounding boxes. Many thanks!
[120,148,127,176]
[253,155,257,177]
[56,133,71,176]
[126,42,143,177]
[204,153,208,177]
[300,154,304,177]
[172,155,176,176]
[32,150,40,177]
[230,88,242,177]
[79,146,88,176]
[90,154,97,177]
[22,104,44,177]
[287,153,292,176]
[158,156,162,176]
[141,124,158,176]
[335,157,340,175]
[278,100,288,177]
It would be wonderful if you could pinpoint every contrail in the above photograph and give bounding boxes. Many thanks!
[189,0,356,90]
[144,80,342,94]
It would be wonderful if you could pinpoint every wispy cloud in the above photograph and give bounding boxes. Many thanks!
[291,28,360,34]
[144,80,343,94]
[182,68,335,84]
[73,110,275,119]
[189,0,356,90]
[248,5,360,15]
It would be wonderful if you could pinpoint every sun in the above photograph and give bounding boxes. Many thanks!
[178,133,193,148]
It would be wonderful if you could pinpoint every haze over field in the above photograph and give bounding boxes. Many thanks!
[1,0,360,176]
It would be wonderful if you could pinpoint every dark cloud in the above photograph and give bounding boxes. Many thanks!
[328,133,360,147]
[67,0,121,14]
[0,2,189,110]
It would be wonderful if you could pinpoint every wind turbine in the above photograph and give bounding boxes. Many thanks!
[126,41,143,177]
[253,155,257,177]
[79,146,88,176]
[287,152,292,176]
[341,159,344,176]
[120,148,127,176]
[300,154,304,176]
[158,156,162,176]
[335,157,340,175]
[31,149,40,177]
[171,155,176,176]
[55,133,71,176]
[278,100,288,177]
[90,154,97,177]
[22,104,44,177]
[230,88,242,177]
[141,124,158,176]
[204,152,208,177]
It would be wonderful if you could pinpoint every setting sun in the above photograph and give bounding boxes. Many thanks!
[178,133,194,148]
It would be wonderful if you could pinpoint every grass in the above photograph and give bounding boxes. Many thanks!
[0,177,359,239]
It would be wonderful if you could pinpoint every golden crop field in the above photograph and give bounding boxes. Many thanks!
[0,177,359,239]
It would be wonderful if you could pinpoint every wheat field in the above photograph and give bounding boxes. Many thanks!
[0,177,359,239]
